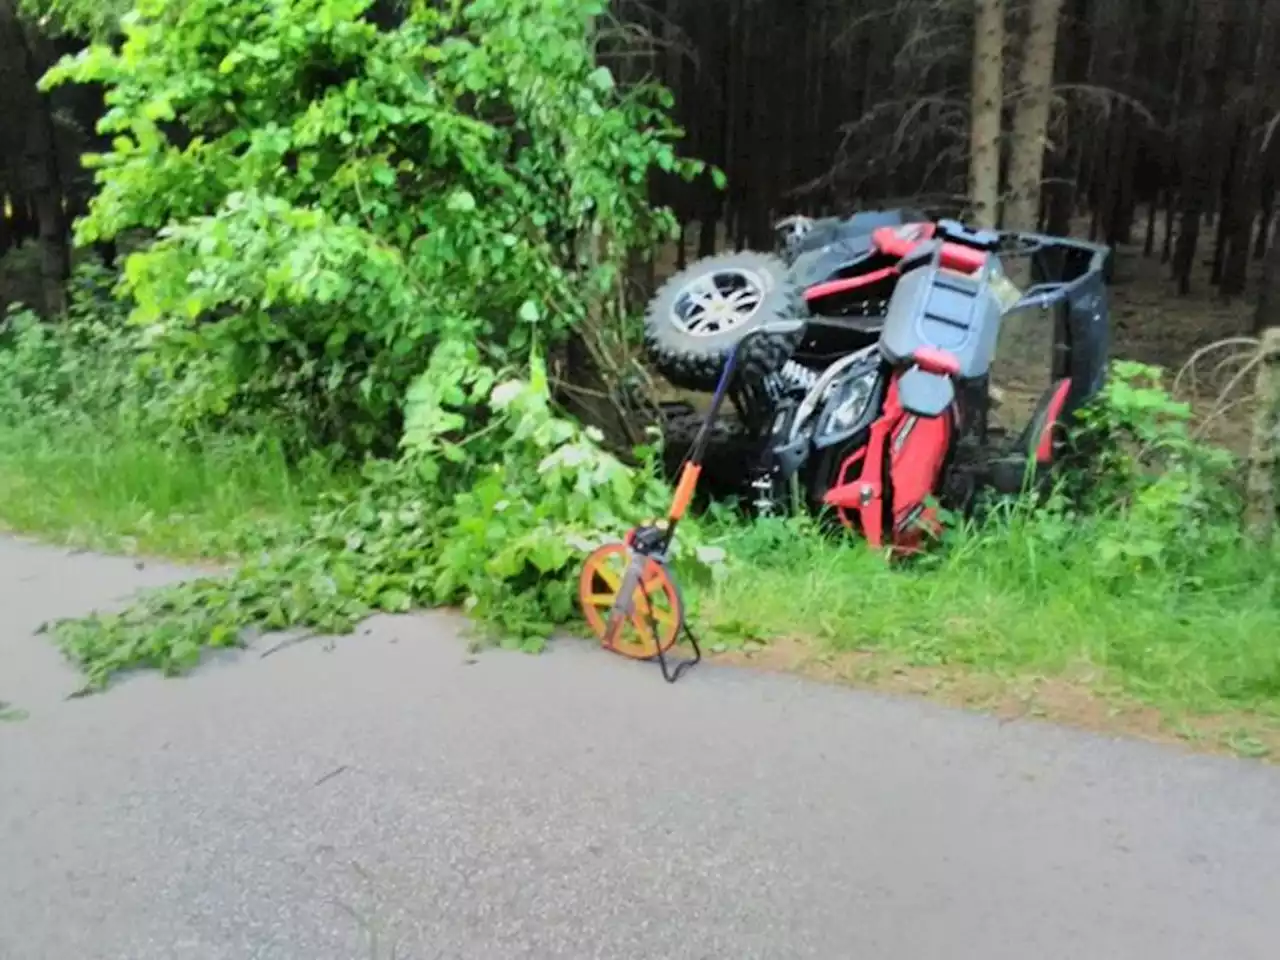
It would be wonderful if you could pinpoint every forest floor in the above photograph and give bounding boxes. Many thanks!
[1106,230,1261,453]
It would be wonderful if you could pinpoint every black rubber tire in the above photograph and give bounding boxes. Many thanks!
[643,251,805,393]
[659,407,756,502]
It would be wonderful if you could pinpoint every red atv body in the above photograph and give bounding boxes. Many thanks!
[806,220,1101,552]
[646,212,1110,549]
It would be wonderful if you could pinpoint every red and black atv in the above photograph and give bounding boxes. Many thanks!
[645,213,1111,550]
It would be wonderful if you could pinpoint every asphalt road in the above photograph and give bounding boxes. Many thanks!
[2,535,1279,960]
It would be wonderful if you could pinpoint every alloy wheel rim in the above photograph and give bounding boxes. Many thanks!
[669,267,768,338]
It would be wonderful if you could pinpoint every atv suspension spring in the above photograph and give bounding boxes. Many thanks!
[781,361,819,392]
[751,473,777,516]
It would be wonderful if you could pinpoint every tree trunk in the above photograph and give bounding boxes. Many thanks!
[2,0,70,316]
[1042,0,1087,239]
[1254,171,1275,259]
[1220,149,1253,296]
[1144,192,1158,257]
[1213,121,1244,291]
[1005,0,1064,234]
[1172,0,1228,296]
[0,199,11,257]
[1161,184,1177,263]
[1218,0,1271,295]
[1254,217,1280,334]
[1243,327,1280,542]
[968,0,1004,228]
[1225,0,1280,292]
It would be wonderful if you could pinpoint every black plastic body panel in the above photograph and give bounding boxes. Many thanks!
[1002,231,1112,420]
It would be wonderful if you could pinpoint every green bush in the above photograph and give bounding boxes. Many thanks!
[0,262,144,424]
[43,0,703,456]
[21,0,723,685]
[1068,360,1248,588]
[45,351,708,685]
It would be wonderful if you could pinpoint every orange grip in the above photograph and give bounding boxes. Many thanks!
[668,463,702,521]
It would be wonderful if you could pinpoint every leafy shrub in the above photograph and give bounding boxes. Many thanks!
[0,260,147,426]
[50,350,708,685]
[21,0,724,685]
[43,0,702,456]
[1069,360,1246,587]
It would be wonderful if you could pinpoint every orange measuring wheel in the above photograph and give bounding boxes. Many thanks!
[578,543,684,661]
[572,317,799,683]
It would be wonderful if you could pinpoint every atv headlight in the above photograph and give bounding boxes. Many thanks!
[818,371,876,439]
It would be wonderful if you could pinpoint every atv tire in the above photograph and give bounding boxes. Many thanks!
[659,405,755,503]
[644,250,805,393]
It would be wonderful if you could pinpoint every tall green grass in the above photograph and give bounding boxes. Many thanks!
[0,415,345,559]
[708,514,1280,718]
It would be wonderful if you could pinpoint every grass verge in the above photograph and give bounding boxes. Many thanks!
[703,517,1280,758]
[1,415,1277,760]
[0,415,346,560]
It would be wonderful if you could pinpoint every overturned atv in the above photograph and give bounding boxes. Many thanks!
[645,208,926,394]
[645,214,1111,552]
[647,209,926,505]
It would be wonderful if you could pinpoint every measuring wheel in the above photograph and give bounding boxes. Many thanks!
[578,543,684,661]
[575,319,808,683]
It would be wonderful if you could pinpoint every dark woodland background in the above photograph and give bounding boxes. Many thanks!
[4,0,1280,350]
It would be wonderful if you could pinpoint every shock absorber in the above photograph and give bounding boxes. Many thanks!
[751,472,777,516]
[780,360,819,392]
[747,363,815,517]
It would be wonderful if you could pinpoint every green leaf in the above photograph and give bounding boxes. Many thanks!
[379,589,412,613]
[447,190,477,213]
[588,66,615,91]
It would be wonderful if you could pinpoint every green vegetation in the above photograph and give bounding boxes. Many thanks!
[0,418,335,558]
[5,0,714,685]
[706,364,1280,726]
[715,514,1279,719]
[0,266,347,556]
[0,0,1276,754]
